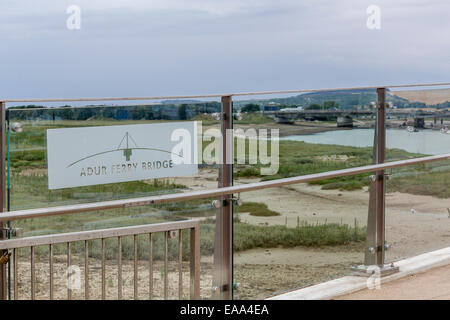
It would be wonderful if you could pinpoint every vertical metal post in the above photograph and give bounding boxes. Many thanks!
[164,231,168,300]
[117,237,122,300]
[149,233,153,300]
[178,229,183,300]
[101,238,105,300]
[67,242,72,300]
[6,109,11,300]
[213,96,233,300]
[31,246,35,300]
[49,244,54,300]
[85,240,89,300]
[13,248,17,300]
[375,88,386,266]
[354,89,398,276]
[190,224,200,300]
[133,234,138,300]
[364,121,378,266]
[0,101,6,300]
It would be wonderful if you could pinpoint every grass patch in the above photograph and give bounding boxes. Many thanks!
[235,113,273,125]
[238,202,280,217]
[309,173,370,191]
[11,173,186,210]
[233,219,365,251]
[234,139,424,192]
[234,167,260,178]
[387,162,450,199]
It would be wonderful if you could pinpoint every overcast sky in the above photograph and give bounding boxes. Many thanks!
[1,0,449,102]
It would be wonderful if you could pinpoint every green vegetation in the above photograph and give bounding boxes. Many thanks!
[11,173,186,209]
[238,202,280,217]
[387,163,450,199]
[233,219,365,251]
[234,113,273,124]
[10,150,44,169]
[235,139,424,192]
[234,167,260,178]
[305,101,339,110]
[9,102,221,121]
[234,89,413,110]
[240,103,261,113]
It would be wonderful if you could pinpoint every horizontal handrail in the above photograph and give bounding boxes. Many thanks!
[2,82,450,103]
[1,153,449,222]
[0,220,199,250]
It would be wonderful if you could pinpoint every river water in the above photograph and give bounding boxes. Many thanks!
[281,129,450,155]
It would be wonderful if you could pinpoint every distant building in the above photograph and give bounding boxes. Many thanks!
[264,102,281,111]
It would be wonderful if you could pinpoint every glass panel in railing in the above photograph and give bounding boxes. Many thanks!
[386,86,450,161]
[7,101,221,212]
[230,91,390,299]
[233,182,369,299]
[5,100,226,300]
[385,159,450,264]
[233,90,378,186]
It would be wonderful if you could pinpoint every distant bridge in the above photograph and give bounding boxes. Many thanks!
[263,109,450,127]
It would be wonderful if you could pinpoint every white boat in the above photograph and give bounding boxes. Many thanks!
[407,126,418,133]
[441,126,449,134]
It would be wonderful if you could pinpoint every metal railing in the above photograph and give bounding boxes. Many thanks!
[0,220,200,300]
[3,82,450,103]
[1,82,449,300]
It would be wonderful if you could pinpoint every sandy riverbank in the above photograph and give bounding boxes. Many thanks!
[235,121,346,137]
[201,120,352,137]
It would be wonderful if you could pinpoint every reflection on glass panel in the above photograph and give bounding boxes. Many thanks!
[386,88,450,160]
[385,160,450,264]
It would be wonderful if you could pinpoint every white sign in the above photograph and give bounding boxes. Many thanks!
[47,122,198,189]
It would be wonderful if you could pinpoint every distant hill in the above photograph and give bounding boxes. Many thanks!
[134,88,450,110]
[161,99,203,104]
[234,89,410,110]
[390,88,450,105]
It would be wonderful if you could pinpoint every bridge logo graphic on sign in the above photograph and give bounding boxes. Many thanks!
[47,122,198,189]
[66,132,182,168]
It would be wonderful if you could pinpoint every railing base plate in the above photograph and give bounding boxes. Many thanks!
[350,264,399,277]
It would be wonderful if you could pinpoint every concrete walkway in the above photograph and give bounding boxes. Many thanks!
[336,264,450,300]
[268,246,450,300]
